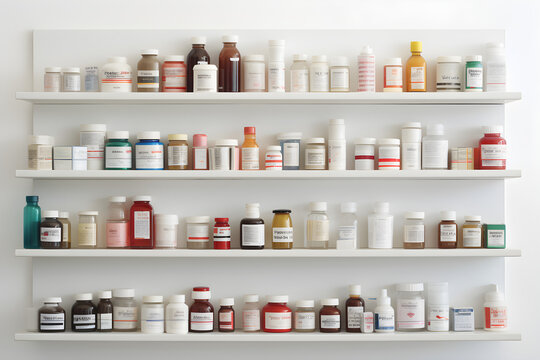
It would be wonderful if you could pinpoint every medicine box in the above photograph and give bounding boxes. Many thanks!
[483,224,506,248]
[450,307,475,332]
[53,146,87,170]
[360,312,374,333]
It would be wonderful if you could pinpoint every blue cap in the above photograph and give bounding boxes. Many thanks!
[26,195,39,202]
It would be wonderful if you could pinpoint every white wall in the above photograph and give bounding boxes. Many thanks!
[2,0,539,359]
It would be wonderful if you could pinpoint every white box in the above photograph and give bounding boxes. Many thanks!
[450,307,475,332]
[360,312,374,333]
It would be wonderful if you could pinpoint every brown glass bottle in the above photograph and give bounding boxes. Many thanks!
[319,299,341,333]
[345,285,365,333]
[71,294,97,332]
[218,35,241,92]
[218,298,235,332]
[38,298,66,332]
[187,38,210,92]
[439,211,458,249]
[189,287,214,333]
[240,203,265,249]
[97,291,113,332]
[40,210,62,249]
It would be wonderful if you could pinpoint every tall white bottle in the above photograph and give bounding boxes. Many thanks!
[485,43,506,92]
[328,119,346,170]
[166,294,189,334]
[357,46,376,92]
[422,123,448,170]
[368,202,393,249]
[268,40,285,92]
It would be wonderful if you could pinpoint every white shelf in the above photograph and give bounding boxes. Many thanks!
[14,331,521,342]
[15,92,522,105]
[15,249,521,258]
[15,169,522,180]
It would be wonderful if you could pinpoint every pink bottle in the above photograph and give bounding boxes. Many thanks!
[192,134,208,170]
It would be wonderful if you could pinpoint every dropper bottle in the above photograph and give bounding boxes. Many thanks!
[374,289,395,333]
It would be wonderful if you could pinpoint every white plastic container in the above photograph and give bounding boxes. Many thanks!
[336,202,357,250]
[290,54,309,92]
[396,283,425,331]
[141,296,164,334]
[357,46,376,92]
[328,119,346,170]
[166,294,189,334]
[268,40,285,92]
[485,43,506,92]
[62,67,81,92]
[305,138,326,170]
[422,123,448,169]
[100,57,133,92]
[330,56,350,92]
[186,216,210,249]
[401,122,422,170]
[155,214,179,248]
[80,124,106,170]
[368,202,393,249]
[193,64,217,92]
[265,145,282,170]
[427,282,449,332]
[436,56,462,92]
[383,58,403,92]
[44,67,61,92]
[403,212,425,248]
[378,138,400,170]
[243,54,266,92]
[310,55,329,92]
[374,289,394,333]
[354,138,376,170]
[484,284,507,331]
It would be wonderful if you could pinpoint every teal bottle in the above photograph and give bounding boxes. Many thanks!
[24,196,41,249]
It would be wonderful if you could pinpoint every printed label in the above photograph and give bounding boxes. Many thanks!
[168,145,188,167]
[283,143,299,167]
[265,312,291,330]
[305,148,325,168]
[385,66,403,88]
[374,312,394,331]
[98,313,113,330]
[156,224,177,247]
[134,211,151,239]
[195,72,215,91]
[243,309,260,331]
[404,224,424,243]
[328,143,346,170]
[113,306,138,330]
[80,133,105,162]
[347,306,364,328]
[295,311,315,330]
[338,225,357,242]
[410,66,425,90]
[268,64,285,92]
[310,69,329,91]
[265,153,282,169]
[272,227,293,243]
[136,144,163,169]
[245,68,265,91]
[487,229,505,247]
[213,226,231,243]
[187,224,209,243]
[369,218,393,248]
[321,314,340,329]
[219,312,234,330]
[163,66,187,91]
[466,67,483,89]
[307,219,329,242]
[463,227,482,247]
[378,146,400,169]
[486,63,506,90]
[40,313,65,331]
[106,222,129,247]
[44,74,61,92]
[422,140,448,169]
[78,223,97,246]
[436,63,461,89]
[241,224,265,246]
[106,146,132,169]
[61,222,69,245]
[290,69,309,92]
[358,55,376,92]
[190,312,213,331]
[142,307,164,332]
[481,144,507,167]
[485,306,507,329]
[330,68,350,90]
[101,70,132,91]
[241,147,259,170]
[397,299,425,329]
[193,148,208,169]
[166,308,188,332]
[137,70,159,89]
[440,224,457,243]
[427,305,449,331]
[453,308,474,331]
[63,74,80,91]
[40,227,61,243]
[73,314,96,330]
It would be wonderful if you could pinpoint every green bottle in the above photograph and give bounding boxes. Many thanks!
[24,195,41,249]
[105,131,132,170]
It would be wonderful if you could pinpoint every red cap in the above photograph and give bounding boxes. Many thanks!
[244,127,256,135]
[215,218,229,222]
[193,134,207,147]
[193,286,210,292]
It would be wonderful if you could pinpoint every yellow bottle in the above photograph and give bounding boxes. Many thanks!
[406,41,427,92]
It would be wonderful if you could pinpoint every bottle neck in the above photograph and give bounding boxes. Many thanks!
[244,134,256,141]
[349,295,360,299]
[223,43,237,48]
[411,51,422,56]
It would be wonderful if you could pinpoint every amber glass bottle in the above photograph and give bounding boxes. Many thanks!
[189,287,214,333]
[319,299,341,333]
[218,35,241,92]
[406,41,427,92]
[438,211,458,249]
[345,285,365,333]
[186,37,210,92]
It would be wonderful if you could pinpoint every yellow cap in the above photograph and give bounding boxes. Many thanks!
[411,41,422,52]
[168,134,188,141]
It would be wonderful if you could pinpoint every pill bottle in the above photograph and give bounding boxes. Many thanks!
[100,57,132,92]
[262,296,292,333]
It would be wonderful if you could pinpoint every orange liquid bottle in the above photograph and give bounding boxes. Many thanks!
[241,127,259,170]
[406,41,427,92]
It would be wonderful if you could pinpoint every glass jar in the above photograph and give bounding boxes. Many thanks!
[436,56,462,92]
[218,35,241,92]
[135,131,164,170]
[57,211,71,249]
[294,300,316,332]
[262,296,292,333]
[130,195,154,249]
[38,297,65,332]
[310,55,329,92]
[462,215,483,248]
[155,214,178,248]
[44,67,61,92]
[330,56,350,92]
[62,67,81,92]
[305,138,326,170]
[319,298,341,333]
[213,217,231,250]
[277,132,302,170]
[162,55,187,92]
[24,195,41,249]
[243,54,266,92]
[272,209,293,249]
[141,296,164,334]
[187,37,211,92]
[354,138,376,170]
[71,293,97,332]
[396,283,425,331]
[378,138,401,170]
[189,287,214,333]
[106,196,129,248]
[290,54,309,92]
[265,146,283,170]
[28,135,53,170]
[186,216,210,249]
[439,211,457,249]
[112,288,138,332]
[305,202,329,249]
[345,285,365,333]
[97,291,113,332]
[403,212,425,249]
[40,210,62,249]
[167,134,189,170]
[105,131,132,170]
[78,211,98,248]
[242,294,260,332]
[218,298,235,332]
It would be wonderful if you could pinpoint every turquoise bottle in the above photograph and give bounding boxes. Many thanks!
[24,195,41,249]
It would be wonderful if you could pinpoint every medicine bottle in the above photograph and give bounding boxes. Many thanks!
[71,293,97,332]
[187,37,211,92]
[80,124,106,170]
[162,55,187,92]
[38,297,65,332]
[241,127,259,170]
[401,122,422,170]
[403,212,425,249]
[62,67,81,92]
[97,291,113,332]
[85,66,99,92]
[40,210,62,249]
[337,202,357,250]
[141,296,165,334]
[213,218,231,249]
[483,284,507,331]
[330,56,350,92]
[461,215,483,248]
[28,135,53,170]
[319,298,341,333]
[57,211,71,249]
[112,288,138,332]
[305,138,326,170]
[422,123,448,170]
[485,43,506,92]
[242,294,260,332]
[278,132,302,170]
[24,195,41,249]
[328,119,346,171]
[368,202,393,248]
[241,203,265,249]
[77,211,98,248]
[166,294,189,334]
[135,131,164,170]
[290,54,309,92]
[106,196,129,248]
[213,139,239,170]
[155,214,178,248]
[186,216,210,249]
[218,298,235,332]
[130,195,154,249]
[268,40,285,92]
[44,67,61,92]
[189,287,214,332]
[438,211,457,249]
[100,57,132,92]
[305,201,329,249]
[262,295,292,333]
[406,41,427,92]
[265,146,282,170]
[479,125,507,170]
[427,282,449,332]
[383,58,403,92]
[465,55,483,92]
[167,134,189,170]
[105,131,132,170]
[193,64,217,92]
[374,289,394,333]
[137,49,159,92]
[310,55,329,92]
[294,300,316,332]
[192,134,209,170]
[396,283,425,331]
[219,35,241,92]
[378,138,400,170]
[354,138,376,170]
[357,46,376,92]
[272,209,293,249]
[346,285,365,333]
[436,56,462,92]
[243,54,266,92]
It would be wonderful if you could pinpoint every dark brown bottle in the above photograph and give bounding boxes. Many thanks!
[97,291,113,332]
[71,293,97,332]
[240,203,264,249]
[345,285,365,332]
[218,35,241,92]
[189,287,214,333]
[187,37,210,92]
[40,210,62,249]
[439,211,458,249]
[38,297,66,332]
[218,298,235,332]
[319,299,341,333]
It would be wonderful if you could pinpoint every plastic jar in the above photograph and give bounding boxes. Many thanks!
[80,124,106,170]
[214,139,239,170]
[272,209,293,249]
[44,67,61,92]
[310,55,329,92]
[290,54,309,92]
[439,211,457,249]
[242,294,260,332]
[112,288,138,332]
[243,54,266,92]
[71,293,97,332]
[479,125,507,170]
[213,217,231,250]
[422,123,448,170]
[135,131,164,170]
[403,212,425,249]
[105,131,132,170]
[162,55,187,92]
[330,56,350,92]
[354,138,376,170]
[378,138,400,170]
[141,296,164,333]
[218,298,235,332]
[166,294,189,334]
[193,64,218,92]
[396,283,425,331]
[28,135,53,170]
[167,134,189,170]
[40,210,62,249]
[130,195,154,249]
[278,132,302,170]
[262,295,292,333]
[462,215,483,248]
[100,57,133,92]
[305,138,326,170]
[39,297,65,332]
[383,58,403,92]
[484,285,507,331]
[189,287,214,332]
[465,55,483,92]
[305,202,329,249]
[436,56,462,92]
[265,146,282,170]
[155,214,178,248]
[320,298,341,333]
[401,122,422,170]
[186,216,210,249]
[77,211,98,248]
[358,46,376,92]
[294,300,316,332]
[62,67,81,92]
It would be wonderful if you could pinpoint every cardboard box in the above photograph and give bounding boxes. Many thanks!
[484,224,506,248]
[450,307,474,332]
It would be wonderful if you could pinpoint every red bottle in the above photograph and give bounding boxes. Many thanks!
[262,296,292,333]
[218,298,235,332]
[214,218,231,249]
[479,126,507,170]
[129,195,154,249]
[189,287,214,333]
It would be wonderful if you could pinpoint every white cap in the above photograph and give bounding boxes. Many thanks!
[329,119,345,140]
[62,67,80,73]
[427,123,445,136]
[386,58,402,66]
[155,214,179,225]
[58,211,69,218]
[107,56,128,63]
[75,293,93,301]
[220,298,235,306]
[349,285,362,296]
[45,67,62,73]
[485,284,504,302]
[405,211,424,219]
[143,295,163,303]
[137,131,160,140]
[192,289,211,300]
[332,56,349,67]
[80,124,106,132]
[483,125,504,135]
[402,122,422,143]
[244,294,259,303]
[293,54,308,61]
[215,139,238,147]
[437,56,462,63]
[296,300,314,308]
[222,35,238,43]
[79,211,98,216]
[312,55,327,63]
[307,137,325,144]
[113,288,135,298]
[397,283,424,292]
[310,201,327,212]
[267,145,282,152]
[141,49,159,55]
[44,297,62,303]
[165,55,185,62]
[43,210,59,218]
[186,216,210,223]
[109,196,126,203]
[355,137,376,145]
[377,289,391,305]
[321,298,339,306]
[169,294,186,303]
[278,132,302,140]
[29,135,54,145]
[465,215,481,222]
[374,202,389,214]
[269,40,285,47]
[360,46,374,55]
[133,195,152,202]
[268,295,288,303]
[245,203,260,218]
[192,37,207,45]
[99,291,112,299]
[378,138,400,146]
[341,202,357,213]
[465,55,482,62]
[244,54,265,62]
[108,131,129,139]
[441,211,456,221]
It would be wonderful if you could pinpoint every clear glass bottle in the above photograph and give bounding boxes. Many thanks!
[242,294,260,332]
[58,211,71,249]
[106,196,129,248]
[336,202,357,249]
[305,202,329,249]
[290,54,309,92]
[403,212,425,249]
[294,300,316,332]
[77,211,98,248]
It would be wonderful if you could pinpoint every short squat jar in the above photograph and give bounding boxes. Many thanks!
[319,298,341,333]
[38,297,66,332]
[436,56,462,92]
[305,138,326,170]
[294,300,316,332]
[272,209,293,249]
[71,293,97,332]
[186,216,211,249]
[112,288,138,332]
[403,212,425,249]
[141,296,165,334]
[461,215,483,248]
[262,296,292,333]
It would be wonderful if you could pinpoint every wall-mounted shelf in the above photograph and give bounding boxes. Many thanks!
[15,92,522,105]
[15,170,522,181]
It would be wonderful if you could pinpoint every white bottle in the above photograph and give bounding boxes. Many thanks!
[328,119,346,170]
[166,294,189,334]
[401,122,422,170]
[330,56,350,92]
[290,54,309,92]
[485,43,506,92]
[310,55,329,92]
[484,284,507,331]
[422,123,448,169]
[368,202,393,249]
[358,46,376,92]
[141,296,164,334]
[374,289,395,333]
[427,282,449,332]
[100,57,133,92]
[268,40,286,92]
[336,202,357,250]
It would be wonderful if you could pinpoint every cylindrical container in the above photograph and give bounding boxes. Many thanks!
[436,56,462,92]
[85,66,99,92]
[28,135,53,170]
[265,146,282,170]
[162,55,187,92]
[480,125,507,170]
[112,288,138,332]
[485,43,506,92]
[438,211,457,249]
[213,218,231,249]
[328,118,346,171]
[167,134,189,170]
[465,55,483,92]
[427,282,449,332]
[218,35,241,92]
[422,123,448,170]
[77,211,98,248]
[135,131,164,170]
[40,210,62,249]
[44,67,61,92]
[403,212,425,249]
[166,295,189,334]
[294,300,316,332]
[242,295,260,332]
[105,131,132,170]
[141,296,164,334]
[310,55,329,92]
[305,138,326,170]
[272,209,293,249]
[243,54,266,92]
[354,138,376,170]
[106,196,129,248]
[383,58,403,92]
[368,202,393,249]
[155,214,178,248]
[187,37,211,92]
[401,122,422,170]
[38,297,65,332]
[290,54,309,92]
[462,215,483,248]
[278,132,302,170]
[24,195,41,249]
[97,291,113,332]
[193,134,209,170]
[484,285,507,331]
[357,46,376,92]
[80,124,106,170]
[330,56,350,92]
[262,296,292,333]
[218,298,235,332]
[100,57,132,92]
[71,293,97,332]
[214,139,239,170]
[396,283,425,331]
[319,298,341,333]
[62,67,81,92]
[58,211,71,249]
[268,40,285,92]
[193,64,218,92]
[305,202,329,249]
[189,287,214,332]
[137,49,159,92]
[378,138,400,170]
[130,195,154,249]
[186,216,210,249]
